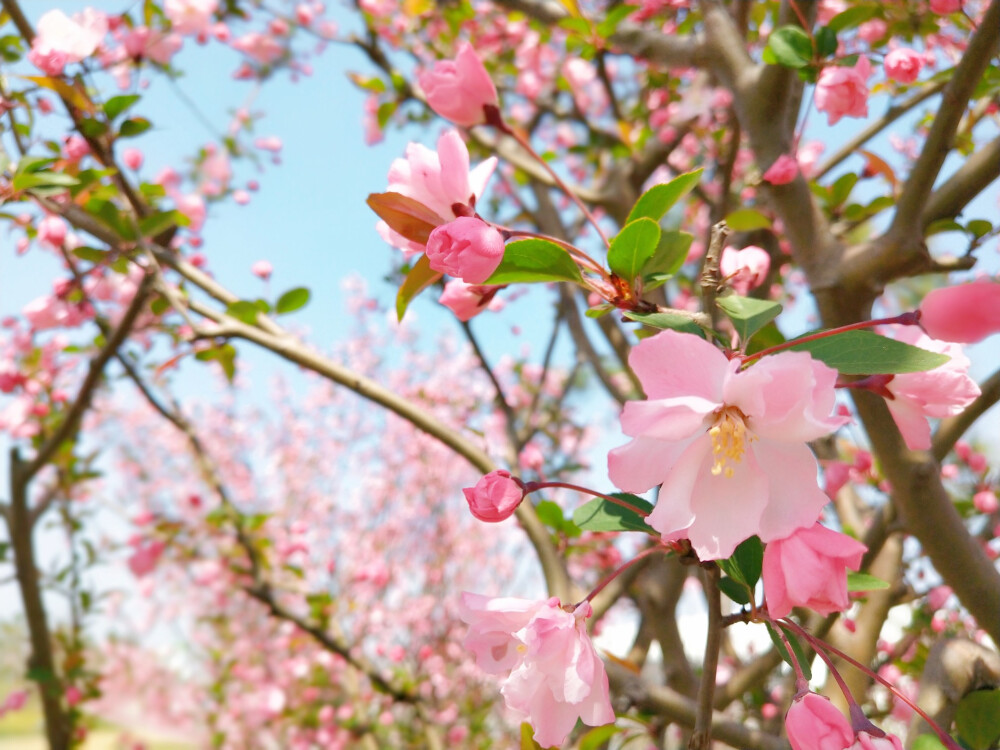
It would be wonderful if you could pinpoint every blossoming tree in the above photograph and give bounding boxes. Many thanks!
[2,0,1000,749]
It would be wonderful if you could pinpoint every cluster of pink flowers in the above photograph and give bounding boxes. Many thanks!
[786,693,903,750]
[460,594,614,747]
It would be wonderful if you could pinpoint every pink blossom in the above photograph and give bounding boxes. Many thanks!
[121,148,144,171]
[462,470,524,522]
[762,154,799,185]
[763,523,866,618]
[425,217,505,284]
[28,8,107,76]
[919,280,1000,343]
[232,33,284,65]
[127,539,166,577]
[883,327,980,451]
[2,690,28,713]
[720,245,770,294]
[785,693,854,750]
[418,43,499,127]
[608,330,847,559]
[857,19,887,43]
[438,279,499,321]
[123,27,182,65]
[459,595,615,747]
[37,216,68,248]
[175,194,206,233]
[251,260,273,280]
[884,48,923,84]
[815,57,872,126]
[165,0,218,36]
[64,686,83,707]
[929,0,961,13]
[378,130,497,256]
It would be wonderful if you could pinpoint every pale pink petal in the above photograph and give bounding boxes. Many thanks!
[885,399,932,451]
[752,440,829,542]
[628,329,728,402]
[437,130,473,207]
[608,435,696,494]
[619,397,715,440]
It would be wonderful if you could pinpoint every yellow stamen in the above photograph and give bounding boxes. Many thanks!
[708,408,754,478]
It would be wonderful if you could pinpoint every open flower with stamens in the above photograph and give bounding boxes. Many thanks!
[608,330,848,559]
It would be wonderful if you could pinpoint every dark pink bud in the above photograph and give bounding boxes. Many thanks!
[462,470,524,522]
[425,217,505,284]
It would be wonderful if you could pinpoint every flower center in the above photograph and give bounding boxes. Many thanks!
[708,407,753,478]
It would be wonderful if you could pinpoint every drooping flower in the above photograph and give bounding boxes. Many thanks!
[459,594,615,747]
[425,217,505,284]
[785,693,854,750]
[438,279,501,321]
[608,330,847,559]
[882,327,980,451]
[815,56,872,125]
[418,43,499,127]
[462,470,524,522]
[918,279,1000,343]
[378,130,497,257]
[763,523,867,618]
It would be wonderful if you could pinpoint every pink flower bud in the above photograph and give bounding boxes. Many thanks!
[425,217,505,284]
[849,732,904,750]
[438,279,498,321]
[919,280,1000,343]
[64,685,83,707]
[251,260,273,280]
[785,693,854,750]
[974,490,999,514]
[37,216,68,248]
[462,470,524,522]
[762,154,799,185]
[763,523,867,618]
[418,43,499,127]
[884,48,923,84]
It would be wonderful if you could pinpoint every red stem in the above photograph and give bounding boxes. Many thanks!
[580,545,667,606]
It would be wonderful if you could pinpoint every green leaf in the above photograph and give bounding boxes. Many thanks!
[956,690,1000,750]
[484,238,583,284]
[846,571,890,592]
[623,309,704,337]
[608,218,661,281]
[787,329,950,374]
[717,296,782,344]
[643,230,693,279]
[535,500,581,537]
[725,208,772,231]
[275,287,310,314]
[815,26,838,58]
[596,4,637,38]
[718,576,752,605]
[195,343,237,382]
[765,26,814,69]
[829,172,859,208]
[828,5,878,32]
[103,94,141,120]
[118,117,152,137]
[626,169,703,224]
[138,210,185,238]
[226,301,260,325]
[966,219,993,239]
[396,254,442,321]
[911,736,949,750]
[12,171,79,191]
[572,493,655,534]
[72,247,108,263]
[718,536,764,588]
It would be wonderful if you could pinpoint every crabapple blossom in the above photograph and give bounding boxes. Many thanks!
[929,0,962,12]
[884,48,923,84]
[462,470,524,522]
[882,327,980,451]
[763,523,867,618]
[459,594,614,747]
[608,330,847,559]
[425,217,505,284]
[918,279,1000,343]
[762,154,799,185]
[378,130,497,256]
[815,57,872,125]
[28,8,107,76]
[785,693,854,750]
[251,260,273,280]
[850,733,904,750]
[974,491,999,513]
[418,43,499,127]
[720,245,770,294]
[165,0,218,36]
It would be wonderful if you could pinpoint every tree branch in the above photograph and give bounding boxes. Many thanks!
[921,133,1000,230]
[932,368,1000,461]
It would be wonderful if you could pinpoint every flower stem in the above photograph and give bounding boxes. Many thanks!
[579,545,666,606]
[740,312,921,366]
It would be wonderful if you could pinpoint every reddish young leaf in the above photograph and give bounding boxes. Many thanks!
[366,192,443,245]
